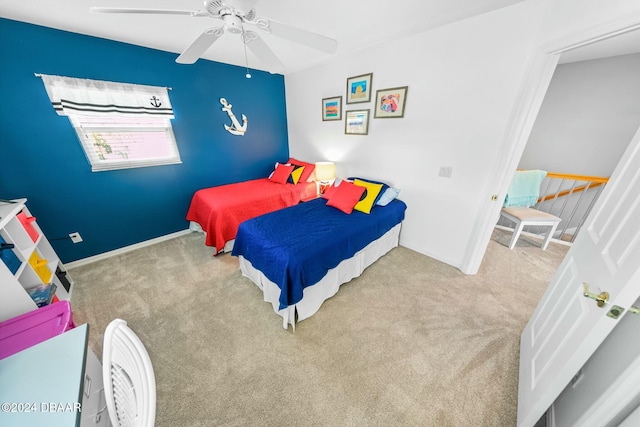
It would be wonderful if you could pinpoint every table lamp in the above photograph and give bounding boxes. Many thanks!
[315,162,336,195]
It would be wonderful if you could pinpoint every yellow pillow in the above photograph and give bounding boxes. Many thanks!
[353,179,384,214]
[287,165,305,184]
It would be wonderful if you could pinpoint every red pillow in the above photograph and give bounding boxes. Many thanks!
[288,158,315,183]
[326,181,366,214]
[322,179,352,200]
[322,182,338,200]
[270,163,294,184]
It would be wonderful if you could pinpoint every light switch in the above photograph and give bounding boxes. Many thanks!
[439,166,453,178]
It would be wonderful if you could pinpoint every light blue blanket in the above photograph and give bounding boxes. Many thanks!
[503,170,547,207]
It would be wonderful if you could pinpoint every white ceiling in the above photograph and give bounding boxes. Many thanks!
[0,0,529,74]
[2,0,639,74]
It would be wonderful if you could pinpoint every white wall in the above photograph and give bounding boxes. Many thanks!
[285,1,545,270]
[519,53,640,177]
[285,0,640,273]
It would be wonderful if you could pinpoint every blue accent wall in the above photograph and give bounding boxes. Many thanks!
[0,18,290,262]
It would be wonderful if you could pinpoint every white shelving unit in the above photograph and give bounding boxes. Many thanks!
[0,198,73,322]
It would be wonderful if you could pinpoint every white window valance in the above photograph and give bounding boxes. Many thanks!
[39,74,174,118]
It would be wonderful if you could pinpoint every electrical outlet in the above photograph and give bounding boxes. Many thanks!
[69,232,83,243]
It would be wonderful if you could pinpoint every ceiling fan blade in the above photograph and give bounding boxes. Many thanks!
[176,27,225,64]
[244,31,284,74]
[91,7,210,17]
[253,18,337,54]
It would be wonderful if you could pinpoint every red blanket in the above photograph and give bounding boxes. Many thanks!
[186,178,317,252]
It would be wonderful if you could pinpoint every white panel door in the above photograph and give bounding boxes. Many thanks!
[517,126,640,427]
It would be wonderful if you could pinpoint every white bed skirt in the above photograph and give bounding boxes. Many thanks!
[237,223,402,330]
[189,221,234,253]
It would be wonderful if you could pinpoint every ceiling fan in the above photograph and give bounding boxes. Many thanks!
[91,0,338,73]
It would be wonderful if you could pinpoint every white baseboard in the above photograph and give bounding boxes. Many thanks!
[65,229,193,269]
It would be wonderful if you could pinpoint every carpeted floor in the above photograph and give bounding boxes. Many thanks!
[69,228,568,426]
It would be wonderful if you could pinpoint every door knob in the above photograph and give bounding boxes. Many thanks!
[583,283,609,308]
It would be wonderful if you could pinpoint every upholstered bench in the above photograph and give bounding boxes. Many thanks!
[500,207,561,250]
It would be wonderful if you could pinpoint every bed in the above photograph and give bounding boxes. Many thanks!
[232,179,406,329]
[186,159,317,253]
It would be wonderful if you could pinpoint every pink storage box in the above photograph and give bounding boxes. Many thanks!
[0,300,75,360]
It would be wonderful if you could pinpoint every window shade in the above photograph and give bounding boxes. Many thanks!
[39,74,173,118]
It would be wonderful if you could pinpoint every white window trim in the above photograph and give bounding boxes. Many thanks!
[69,116,182,172]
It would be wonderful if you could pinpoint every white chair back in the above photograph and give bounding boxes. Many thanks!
[103,319,156,427]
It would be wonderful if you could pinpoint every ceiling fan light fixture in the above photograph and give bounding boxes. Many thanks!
[204,1,226,16]
[254,18,270,33]
[204,27,225,37]
[223,13,244,34]
[245,9,257,22]
[92,0,338,69]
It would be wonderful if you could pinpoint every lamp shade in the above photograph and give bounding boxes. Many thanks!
[315,162,336,182]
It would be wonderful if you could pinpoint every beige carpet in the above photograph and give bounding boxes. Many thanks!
[69,228,568,427]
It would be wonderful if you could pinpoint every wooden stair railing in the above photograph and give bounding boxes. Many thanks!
[538,172,609,203]
[500,171,609,244]
[535,172,609,243]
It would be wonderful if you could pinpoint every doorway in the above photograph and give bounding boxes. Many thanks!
[510,22,640,425]
[462,19,640,276]
[508,35,640,427]
[496,47,640,249]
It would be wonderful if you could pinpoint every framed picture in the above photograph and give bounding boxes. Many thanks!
[346,73,373,104]
[321,96,342,121]
[374,86,408,118]
[344,109,370,135]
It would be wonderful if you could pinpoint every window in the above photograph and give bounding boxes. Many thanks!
[39,74,181,172]
[69,115,181,172]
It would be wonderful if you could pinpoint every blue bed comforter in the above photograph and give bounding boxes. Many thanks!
[232,198,407,310]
